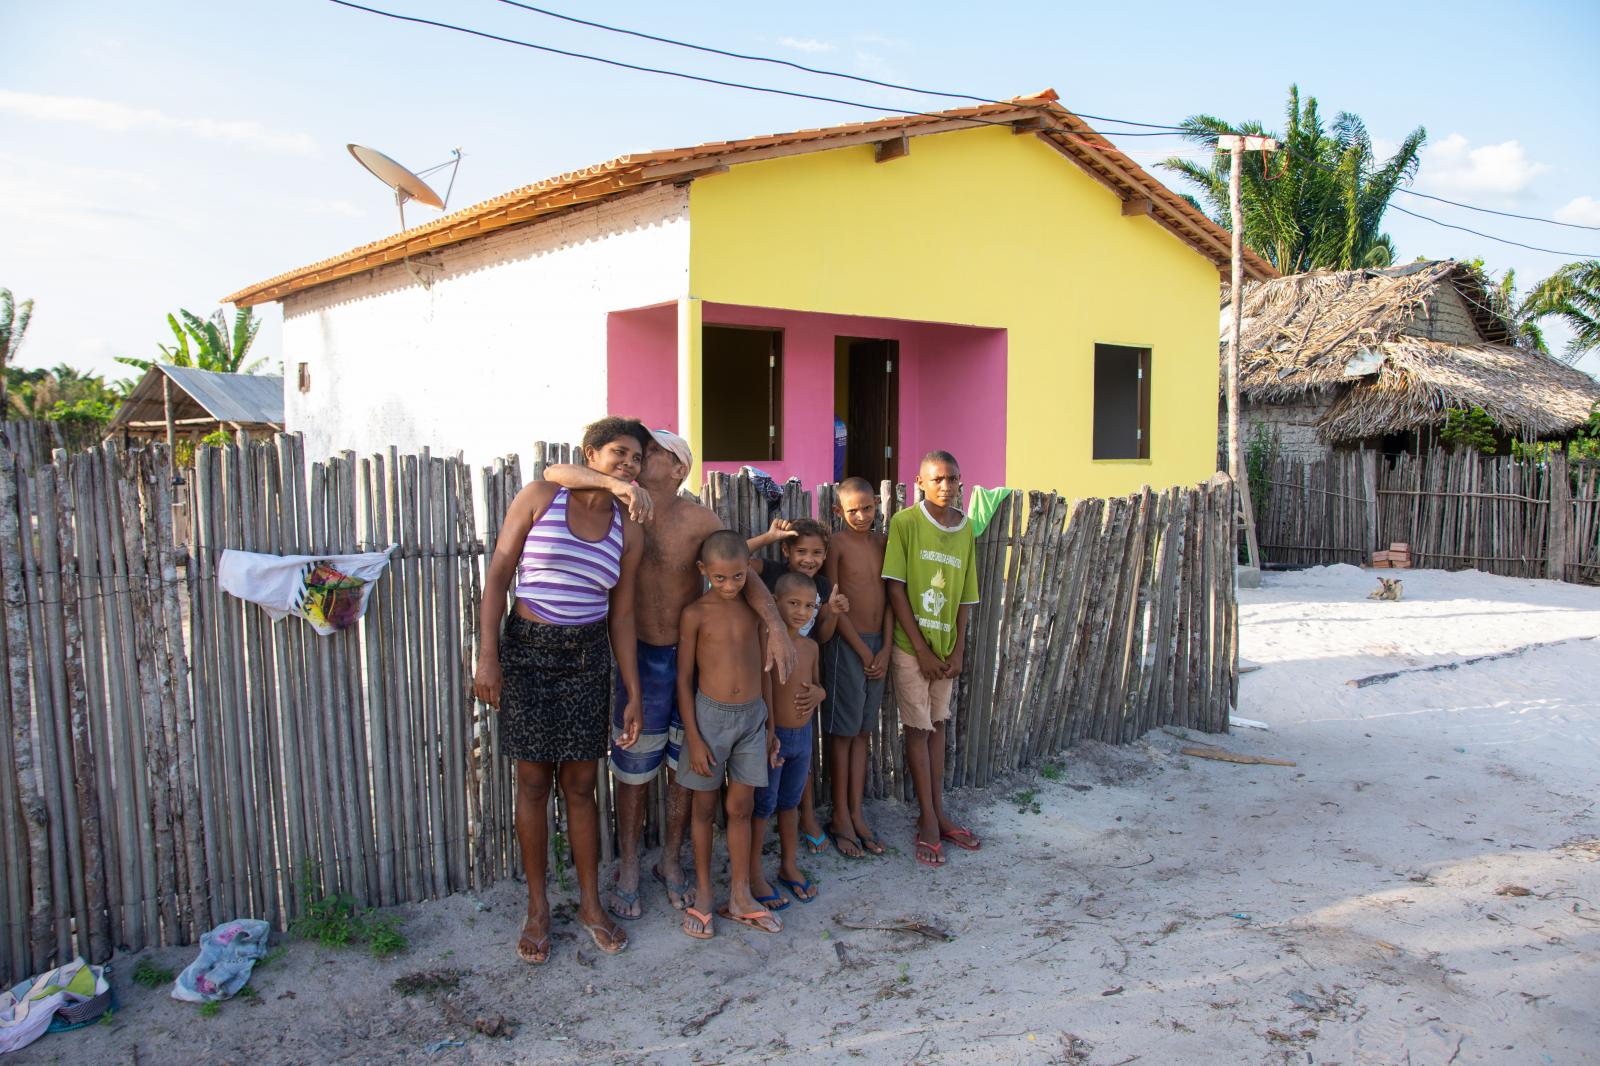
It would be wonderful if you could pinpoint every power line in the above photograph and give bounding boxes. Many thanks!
[324,0,1183,135]
[491,1,1599,236]
[1387,204,1598,258]
[489,0,1190,132]
[325,0,1594,258]
[1391,187,1599,232]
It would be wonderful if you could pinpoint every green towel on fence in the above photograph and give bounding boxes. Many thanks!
[966,486,1012,538]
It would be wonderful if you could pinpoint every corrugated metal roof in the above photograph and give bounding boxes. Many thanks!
[108,366,284,431]
[160,365,283,423]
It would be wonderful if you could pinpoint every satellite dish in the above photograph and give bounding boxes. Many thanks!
[347,144,462,230]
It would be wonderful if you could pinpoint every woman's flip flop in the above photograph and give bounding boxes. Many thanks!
[940,826,982,851]
[801,832,829,855]
[581,919,628,955]
[517,921,551,964]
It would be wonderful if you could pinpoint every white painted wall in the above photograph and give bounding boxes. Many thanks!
[279,184,689,475]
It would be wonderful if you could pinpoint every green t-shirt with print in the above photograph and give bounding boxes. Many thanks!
[882,502,980,659]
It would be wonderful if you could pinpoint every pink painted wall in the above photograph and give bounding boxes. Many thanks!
[607,302,1007,490]
[606,303,678,431]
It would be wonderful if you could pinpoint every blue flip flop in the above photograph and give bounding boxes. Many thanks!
[777,876,817,904]
[754,891,791,912]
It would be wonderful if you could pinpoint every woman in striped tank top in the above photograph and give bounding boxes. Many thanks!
[474,417,651,965]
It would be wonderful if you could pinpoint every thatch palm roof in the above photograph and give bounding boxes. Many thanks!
[1226,260,1600,442]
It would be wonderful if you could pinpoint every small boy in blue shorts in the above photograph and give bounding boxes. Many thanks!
[749,571,826,909]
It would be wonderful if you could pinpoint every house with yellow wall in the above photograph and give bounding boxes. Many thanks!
[226,91,1274,496]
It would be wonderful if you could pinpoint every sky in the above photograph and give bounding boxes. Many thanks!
[3,0,1598,382]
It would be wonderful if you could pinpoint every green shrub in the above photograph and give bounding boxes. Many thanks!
[1440,407,1499,454]
[131,958,173,988]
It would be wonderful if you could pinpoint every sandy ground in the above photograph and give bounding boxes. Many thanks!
[10,565,1598,1065]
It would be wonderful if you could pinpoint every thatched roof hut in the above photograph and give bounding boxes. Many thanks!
[1225,260,1600,453]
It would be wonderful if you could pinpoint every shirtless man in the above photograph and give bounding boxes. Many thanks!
[543,429,795,918]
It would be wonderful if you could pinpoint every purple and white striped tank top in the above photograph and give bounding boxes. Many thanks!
[515,487,624,626]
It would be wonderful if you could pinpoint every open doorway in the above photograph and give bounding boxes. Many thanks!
[834,337,899,486]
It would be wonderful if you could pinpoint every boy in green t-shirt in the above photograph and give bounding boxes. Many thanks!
[882,450,983,867]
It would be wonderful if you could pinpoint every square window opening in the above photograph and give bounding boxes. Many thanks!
[1092,343,1150,460]
[702,325,782,462]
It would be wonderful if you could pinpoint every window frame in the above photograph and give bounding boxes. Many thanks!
[701,324,784,462]
[1091,342,1152,462]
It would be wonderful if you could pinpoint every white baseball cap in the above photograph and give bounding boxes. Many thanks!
[651,429,693,471]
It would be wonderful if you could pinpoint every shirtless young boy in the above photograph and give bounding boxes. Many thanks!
[676,531,782,938]
[820,478,894,857]
[749,572,825,909]
[542,431,794,920]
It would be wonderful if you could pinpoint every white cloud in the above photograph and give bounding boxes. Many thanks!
[776,36,834,53]
[1555,195,1600,227]
[299,198,365,219]
[1417,133,1550,199]
[0,90,315,155]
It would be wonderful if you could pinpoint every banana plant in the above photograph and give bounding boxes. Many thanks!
[118,306,263,374]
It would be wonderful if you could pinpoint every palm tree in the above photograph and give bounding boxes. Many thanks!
[1524,260,1600,365]
[118,306,263,375]
[1,288,34,412]
[1160,86,1426,274]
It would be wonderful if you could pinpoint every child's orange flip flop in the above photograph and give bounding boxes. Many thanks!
[682,906,715,940]
[915,838,945,867]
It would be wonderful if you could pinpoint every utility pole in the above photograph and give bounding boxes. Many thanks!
[1218,133,1275,574]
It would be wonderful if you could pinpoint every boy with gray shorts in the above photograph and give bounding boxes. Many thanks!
[675,531,782,939]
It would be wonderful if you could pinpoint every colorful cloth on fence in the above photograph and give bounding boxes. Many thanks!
[171,919,271,1003]
[0,957,109,1053]
[966,486,1012,539]
[218,546,396,635]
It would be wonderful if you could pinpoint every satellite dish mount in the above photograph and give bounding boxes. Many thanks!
[347,144,463,231]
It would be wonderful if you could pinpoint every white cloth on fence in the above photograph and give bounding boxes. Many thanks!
[217,545,396,636]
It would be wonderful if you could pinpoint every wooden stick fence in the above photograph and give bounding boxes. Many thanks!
[0,435,1236,986]
[1256,447,1600,582]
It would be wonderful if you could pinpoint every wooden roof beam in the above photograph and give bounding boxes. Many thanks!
[875,134,909,163]
[1121,196,1153,217]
